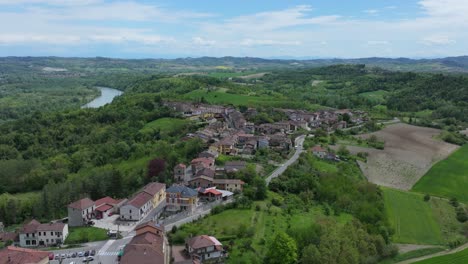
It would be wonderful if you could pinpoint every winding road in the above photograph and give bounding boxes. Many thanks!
[266,135,306,185]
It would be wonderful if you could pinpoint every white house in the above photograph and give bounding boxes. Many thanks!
[120,192,153,221]
[186,235,224,262]
[19,220,68,247]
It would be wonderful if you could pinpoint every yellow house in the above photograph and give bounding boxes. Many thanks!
[143,182,166,208]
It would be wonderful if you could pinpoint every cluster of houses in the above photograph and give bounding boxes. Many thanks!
[311,145,340,162]
[166,102,368,157]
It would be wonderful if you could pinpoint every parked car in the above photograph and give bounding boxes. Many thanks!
[77,251,84,257]
[71,252,77,258]
[54,254,60,260]
[90,249,96,256]
[82,256,94,262]
[48,253,54,260]
[61,253,66,259]
[84,250,89,257]
[67,253,72,258]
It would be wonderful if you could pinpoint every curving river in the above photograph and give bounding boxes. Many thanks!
[81,87,123,108]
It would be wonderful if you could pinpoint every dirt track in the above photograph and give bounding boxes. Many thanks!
[347,123,459,190]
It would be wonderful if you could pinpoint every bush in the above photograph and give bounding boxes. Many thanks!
[450,198,459,207]
[272,198,282,207]
[424,194,431,202]
[456,207,467,223]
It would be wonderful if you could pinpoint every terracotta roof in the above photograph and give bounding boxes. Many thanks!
[203,189,222,196]
[175,163,186,168]
[95,196,119,207]
[0,246,49,264]
[68,198,94,210]
[190,157,214,168]
[166,185,198,198]
[213,179,245,185]
[121,230,165,264]
[0,232,18,242]
[135,221,164,233]
[95,204,113,212]
[195,168,215,178]
[189,175,214,183]
[143,182,166,196]
[126,192,153,208]
[187,235,223,250]
[36,223,66,232]
[311,146,326,152]
[19,220,40,234]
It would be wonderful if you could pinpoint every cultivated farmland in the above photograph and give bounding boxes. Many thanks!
[383,188,462,245]
[412,144,468,203]
[347,123,459,190]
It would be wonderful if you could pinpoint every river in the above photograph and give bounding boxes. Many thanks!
[81,87,123,108]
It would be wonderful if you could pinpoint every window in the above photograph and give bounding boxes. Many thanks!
[26,240,30,245]
[129,209,132,213]
[32,240,36,245]
[129,216,132,220]
[50,232,53,236]
[26,233,29,237]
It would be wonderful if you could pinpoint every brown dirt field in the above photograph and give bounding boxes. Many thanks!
[344,123,459,190]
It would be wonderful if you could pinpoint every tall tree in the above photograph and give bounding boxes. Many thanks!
[265,232,298,264]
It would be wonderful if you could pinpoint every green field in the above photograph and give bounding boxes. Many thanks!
[140,117,189,135]
[414,248,468,264]
[65,227,108,244]
[383,188,461,245]
[359,90,389,103]
[207,71,257,78]
[412,145,468,203]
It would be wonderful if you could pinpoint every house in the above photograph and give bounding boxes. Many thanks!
[198,150,218,159]
[0,231,18,244]
[197,188,222,202]
[210,135,237,155]
[195,168,215,178]
[174,163,187,182]
[269,134,292,152]
[142,182,167,210]
[121,221,170,264]
[120,192,153,221]
[19,220,68,247]
[166,185,199,213]
[186,235,225,262]
[0,246,49,264]
[224,161,247,174]
[67,197,95,227]
[94,197,126,220]
[213,179,244,193]
[311,146,327,158]
[188,176,214,189]
[190,157,215,175]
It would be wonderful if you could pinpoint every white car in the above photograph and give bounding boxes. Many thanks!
[82,256,94,262]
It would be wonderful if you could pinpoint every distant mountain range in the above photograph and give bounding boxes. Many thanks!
[1,55,468,74]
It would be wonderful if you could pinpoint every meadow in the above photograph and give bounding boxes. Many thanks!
[140,117,190,136]
[412,144,468,203]
[383,188,462,245]
[414,248,468,264]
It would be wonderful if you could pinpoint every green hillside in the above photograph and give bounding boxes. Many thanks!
[414,248,468,264]
[413,145,468,203]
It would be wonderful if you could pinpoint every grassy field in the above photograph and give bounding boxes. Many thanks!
[412,145,468,203]
[413,248,468,264]
[207,71,257,78]
[65,227,108,244]
[170,193,352,263]
[140,117,190,136]
[383,188,461,245]
[359,90,389,103]
[379,247,446,264]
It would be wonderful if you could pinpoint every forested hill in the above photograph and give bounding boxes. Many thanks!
[2,55,468,74]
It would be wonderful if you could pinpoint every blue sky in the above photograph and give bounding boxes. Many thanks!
[0,0,466,58]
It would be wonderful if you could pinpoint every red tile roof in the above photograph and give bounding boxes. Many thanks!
[36,222,66,232]
[135,221,164,233]
[95,204,113,212]
[95,196,119,207]
[143,182,166,196]
[187,235,223,250]
[126,192,153,209]
[68,198,94,210]
[311,146,326,152]
[213,179,245,185]
[0,232,18,242]
[0,246,49,264]
[190,157,214,168]
[121,229,165,264]
[19,220,40,234]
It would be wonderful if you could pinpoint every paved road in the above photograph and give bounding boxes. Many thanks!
[265,135,305,185]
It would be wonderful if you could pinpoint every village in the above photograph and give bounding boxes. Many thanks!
[0,102,368,264]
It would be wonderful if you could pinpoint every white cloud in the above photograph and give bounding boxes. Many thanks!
[363,9,379,15]
[192,37,216,46]
[240,39,301,46]
[422,35,456,45]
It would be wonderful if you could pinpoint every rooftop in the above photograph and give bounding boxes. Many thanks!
[68,197,94,210]
[166,185,198,198]
[0,246,49,264]
[126,192,153,208]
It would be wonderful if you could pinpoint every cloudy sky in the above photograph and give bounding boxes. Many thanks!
[0,0,467,58]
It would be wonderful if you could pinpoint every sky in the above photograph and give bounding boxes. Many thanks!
[0,0,467,59]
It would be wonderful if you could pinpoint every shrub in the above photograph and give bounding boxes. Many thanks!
[450,198,459,207]
[424,194,431,202]
[272,198,282,207]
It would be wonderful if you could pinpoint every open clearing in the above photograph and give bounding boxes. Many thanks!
[383,188,462,245]
[346,123,458,190]
[412,144,468,203]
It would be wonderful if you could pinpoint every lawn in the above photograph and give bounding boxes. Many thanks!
[412,144,468,203]
[65,227,108,244]
[140,117,190,135]
[379,247,446,264]
[413,248,468,264]
[383,188,461,245]
[359,90,389,103]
